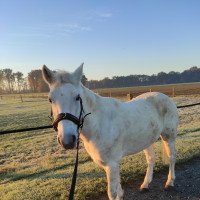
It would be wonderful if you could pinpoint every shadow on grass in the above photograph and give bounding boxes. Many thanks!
[178,127,200,137]
[1,157,93,183]
[3,154,200,184]
[121,153,200,187]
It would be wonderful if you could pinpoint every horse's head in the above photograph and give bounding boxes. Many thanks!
[42,63,84,150]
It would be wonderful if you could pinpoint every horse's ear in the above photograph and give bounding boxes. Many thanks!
[73,63,83,85]
[42,65,55,85]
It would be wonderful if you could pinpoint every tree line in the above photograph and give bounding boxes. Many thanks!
[0,66,199,94]
[0,69,46,94]
[87,66,200,89]
[0,68,87,94]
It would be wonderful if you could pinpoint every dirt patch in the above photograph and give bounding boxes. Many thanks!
[98,157,200,200]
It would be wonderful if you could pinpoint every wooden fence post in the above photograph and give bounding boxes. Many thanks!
[149,88,152,92]
[172,87,175,97]
[20,95,23,102]
[127,93,133,100]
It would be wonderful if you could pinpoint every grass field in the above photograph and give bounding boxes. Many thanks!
[94,82,200,98]
[0,89,200,199]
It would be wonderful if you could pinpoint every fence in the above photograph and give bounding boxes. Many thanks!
[0,93,48,102]
[95,82,200,99]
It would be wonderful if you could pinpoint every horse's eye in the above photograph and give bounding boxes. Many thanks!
[49,98,52,103]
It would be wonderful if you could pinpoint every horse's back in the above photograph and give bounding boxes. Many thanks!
[133,92,177,117]
[133,92,179,139]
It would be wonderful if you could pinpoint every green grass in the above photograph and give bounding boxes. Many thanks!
[0,98,51,131]
[0,95,200,200]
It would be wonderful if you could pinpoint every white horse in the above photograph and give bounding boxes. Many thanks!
[42,63,179,200]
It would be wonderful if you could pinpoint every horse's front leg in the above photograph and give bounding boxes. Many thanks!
[105,162,124,200]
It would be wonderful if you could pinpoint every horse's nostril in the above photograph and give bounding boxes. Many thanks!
[72,135,76,143]
[57,134,76,150]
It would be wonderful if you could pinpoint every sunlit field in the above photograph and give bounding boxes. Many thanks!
[0,87,200,199]
[95,82,200,98]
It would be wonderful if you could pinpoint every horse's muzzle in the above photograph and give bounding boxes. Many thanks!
[57,135,76,150]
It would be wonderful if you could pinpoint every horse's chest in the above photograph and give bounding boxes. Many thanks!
[82,139,111,167]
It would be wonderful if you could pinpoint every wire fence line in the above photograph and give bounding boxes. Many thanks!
[0,125,53,135]
[177,102,200,108]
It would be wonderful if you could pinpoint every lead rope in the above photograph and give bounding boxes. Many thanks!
[68,95,91,200]
[68,131,80,200]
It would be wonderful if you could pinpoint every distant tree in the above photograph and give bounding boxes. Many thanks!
[10,73,16,92]
[0,65,199,93]
[81,74,88,86]
[167,71,181,83]
[157,72,168,84]
[86,66,200,89]
[148,74,157,85]
[0,70,3,82]
[28,70,40,92]
[3,68,13,93]
[181,66,200,83]
[102,77,112,88]
[0,70,4,93]
[28,69,48,92]
[22,77,29,92]
[137,75,149,85]
[14,72,24,92]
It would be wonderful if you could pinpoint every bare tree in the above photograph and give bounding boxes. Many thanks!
[28,70,48,92]
[10,73,16,92]
[3,68,13,93]
[14,72,24,92]
[0,70,4,93]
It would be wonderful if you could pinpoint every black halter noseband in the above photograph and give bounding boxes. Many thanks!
[52,113,79,131]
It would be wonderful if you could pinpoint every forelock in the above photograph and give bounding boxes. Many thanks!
[55,70,75,85]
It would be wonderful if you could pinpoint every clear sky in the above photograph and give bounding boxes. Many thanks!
[0,0,200,80]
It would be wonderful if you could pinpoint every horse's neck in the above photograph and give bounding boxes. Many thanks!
[81,85,102,115]
[80,86,103,140]
[80,85,121,141]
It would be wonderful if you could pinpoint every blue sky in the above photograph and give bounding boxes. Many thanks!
[0,0,200,80]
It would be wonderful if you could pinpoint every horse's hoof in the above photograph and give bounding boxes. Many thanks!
[140,187,150,193]
[164,185,175,191]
